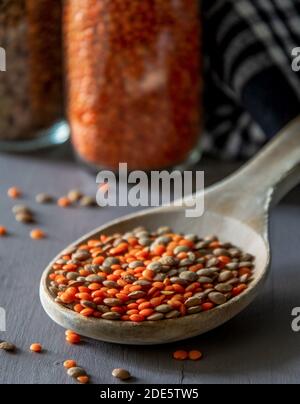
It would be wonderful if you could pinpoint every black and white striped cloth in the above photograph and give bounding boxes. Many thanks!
[203,0,300,159]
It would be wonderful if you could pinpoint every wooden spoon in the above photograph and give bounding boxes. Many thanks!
[40,117,300,345]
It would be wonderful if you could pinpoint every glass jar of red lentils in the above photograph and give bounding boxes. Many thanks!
[64,0,202,171]
[0,0,68,151]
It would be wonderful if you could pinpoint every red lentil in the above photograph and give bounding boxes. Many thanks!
[30,229,46,240]
[77,376,89,384]
[139,309,154,318]
[30,343,42,353]
[129,314,145,323]
[173,350,188,361]
[80,308,94,317]
[49,227,255,323]
[7,187,22,199]
[239,268,252,276]
[0,226,7,236]
[218,256,231,265]
[64,360,77,369]
[57,197,72,208]
[188,350,203,361]
[232,284,248,297]
[202,302,215,311]
[65,331,81,345]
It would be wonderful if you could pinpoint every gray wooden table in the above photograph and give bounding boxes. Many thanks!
[0,147,299,384]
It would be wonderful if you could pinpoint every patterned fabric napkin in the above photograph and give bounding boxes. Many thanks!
[203,0,300,159]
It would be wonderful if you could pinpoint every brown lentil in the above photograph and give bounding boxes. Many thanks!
[155,304,173,314]
[208,292,227,306]
[187,306,202,314]
[15,212,35,224]
[79,196,97,208]
[165,310,180,319]
[215,283,233,293]
[0,341,16,352]
[185,296,203,307]
[147,313,164,321]
[67,367,87,379]
[218,271,233,283]
[68,189,82,203]
[36,193,54,204]
[12,205,31,215]
[112,368,131,381]
[48,228,255,322]
[226,262,239,270]
[64,0,202,170]
[102,312,121,321]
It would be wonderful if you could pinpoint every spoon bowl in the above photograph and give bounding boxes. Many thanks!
[40,209,269,344]
[40,117,300,344]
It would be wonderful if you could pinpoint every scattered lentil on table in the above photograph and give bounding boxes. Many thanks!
[65,330,81,345]
[16,212,35,224]
[57,197,72,208]
[0,226,7,236]
[77,375,90,384]
[112,368,132,381]
[30,229,46,240]
[67,367,87,379]
[48,227,255,322]
[64,359,77,369]
[12,201,37,225]
[68,189,83,203]
[79,196,97,208]
[64,359,90,384]
[173,350,189,361]
[12,204,31,215]
[7,187,22,199]
[30,343,42,353]
[173,350,203,361]
[36,193,54,204]
[0,341,16,352]
[188,350,203,361]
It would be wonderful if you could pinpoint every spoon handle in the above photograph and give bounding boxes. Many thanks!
[205,115,300,234]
